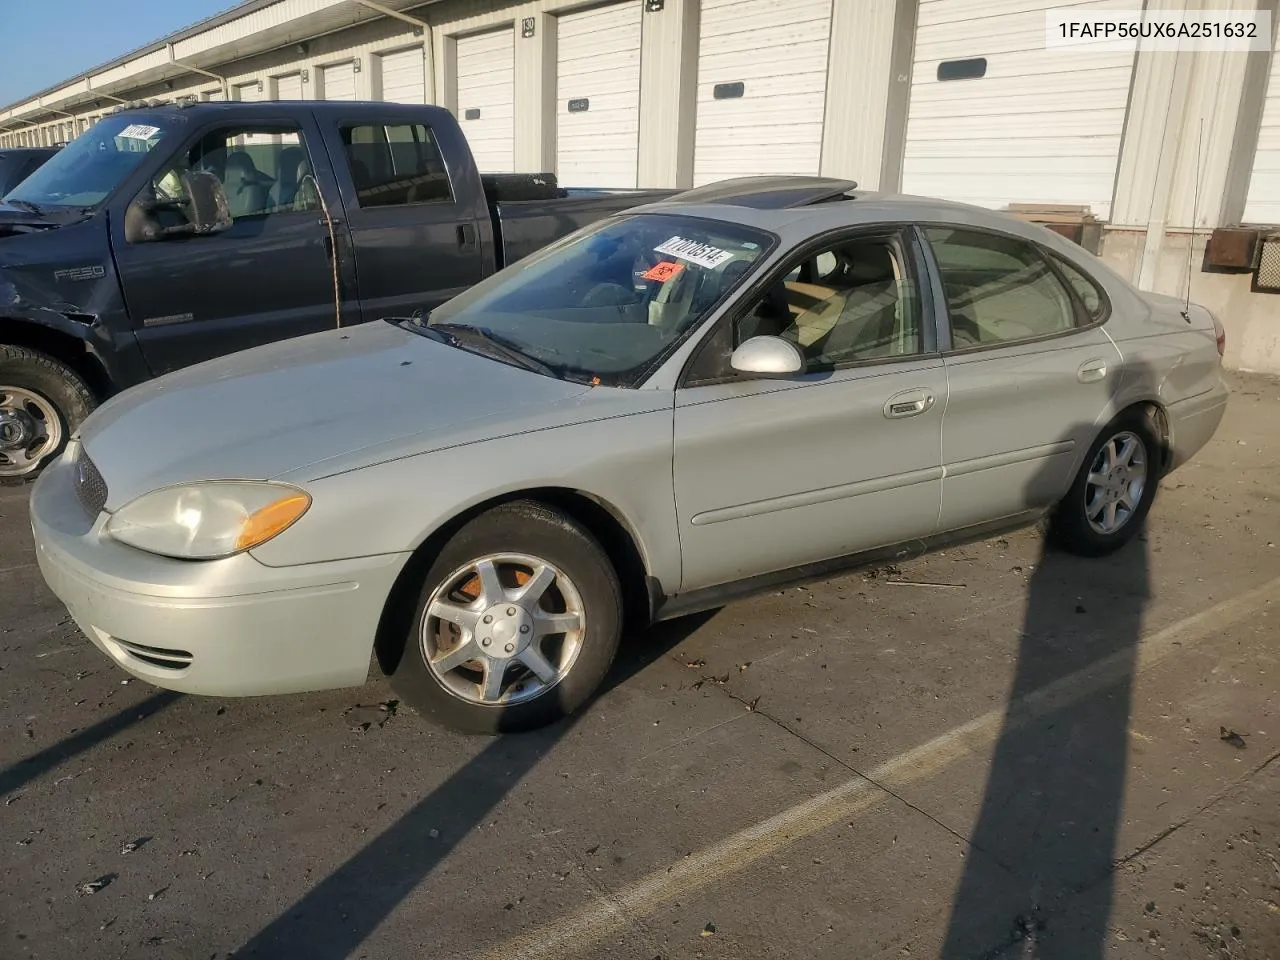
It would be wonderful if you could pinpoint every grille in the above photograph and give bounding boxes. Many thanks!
[113,639,193,671]
[1254,236,1280,294]
[73,449,108,517]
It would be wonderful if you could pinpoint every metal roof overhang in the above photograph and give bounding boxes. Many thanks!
[0,0,439,130]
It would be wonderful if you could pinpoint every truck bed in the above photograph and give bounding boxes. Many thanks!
[491,190,675,268]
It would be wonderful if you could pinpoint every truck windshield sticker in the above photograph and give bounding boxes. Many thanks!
[641,261,685,282]
[117,123,161,141]
[654,236,734,269]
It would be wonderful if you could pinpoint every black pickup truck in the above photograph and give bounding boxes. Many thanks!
[0,99,672,480]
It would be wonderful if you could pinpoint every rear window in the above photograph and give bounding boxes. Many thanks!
[340,122,452,207]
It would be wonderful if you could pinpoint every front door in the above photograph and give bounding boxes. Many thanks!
[673,229,947,593]
[921,226,1124,531]
[112,117,351,376]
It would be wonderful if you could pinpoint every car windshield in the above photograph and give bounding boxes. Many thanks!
[417,213,774,386]
[3,114,171,209]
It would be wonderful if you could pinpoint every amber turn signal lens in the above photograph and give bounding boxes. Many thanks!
[235,492,311,551]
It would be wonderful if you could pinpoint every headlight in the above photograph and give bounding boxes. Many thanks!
[105,481,311,560]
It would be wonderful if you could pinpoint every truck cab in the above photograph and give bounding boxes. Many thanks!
[0,99,671,481]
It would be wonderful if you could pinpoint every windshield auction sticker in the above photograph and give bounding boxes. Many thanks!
[117,124,161,140]
[642,261,685,282]
[654,237,734,269]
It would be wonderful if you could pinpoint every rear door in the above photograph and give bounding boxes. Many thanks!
[112,113,355,376]
[326,115,489,319]
[923,225,1123,531]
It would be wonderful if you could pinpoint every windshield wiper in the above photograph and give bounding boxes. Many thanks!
[5,198,44,215]
[427,322,562,379]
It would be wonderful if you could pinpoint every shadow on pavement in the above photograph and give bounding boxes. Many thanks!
[235,612,715,960]
[0,689,182,799]
[940,417,1154,958]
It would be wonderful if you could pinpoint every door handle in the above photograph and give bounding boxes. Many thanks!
[883,388,936,420]
[1077,358,1108,383]
[457,223,477,251]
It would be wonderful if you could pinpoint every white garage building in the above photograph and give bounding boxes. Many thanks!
[0,0,1277,373]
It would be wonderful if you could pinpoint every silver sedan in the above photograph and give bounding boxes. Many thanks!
[29,179,1229,734]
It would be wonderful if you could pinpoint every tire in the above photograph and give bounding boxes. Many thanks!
[0,345,96,485]
[1048,409,1161,557]
[389,501,623,735]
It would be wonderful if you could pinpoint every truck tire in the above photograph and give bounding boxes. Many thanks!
[0,345,96,484]
[389,500,623,735]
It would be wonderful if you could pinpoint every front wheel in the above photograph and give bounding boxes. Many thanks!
[389,501,623,734]
[1049,410,1161,557]
[0,346,96,484]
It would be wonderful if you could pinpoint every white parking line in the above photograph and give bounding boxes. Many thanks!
[476,575,1280,960]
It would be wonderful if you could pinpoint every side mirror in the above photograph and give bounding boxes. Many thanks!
[123,170,232,244]
[729,336,805,377]
[182,170,232,235]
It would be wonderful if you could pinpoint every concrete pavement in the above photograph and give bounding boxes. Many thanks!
[1,372,1277,960]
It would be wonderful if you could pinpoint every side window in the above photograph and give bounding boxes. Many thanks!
[924,227,1078,348]
[152,125,319,220]
[1049,252,1107,322]
[340,122,452,207]
[733,236,922,370]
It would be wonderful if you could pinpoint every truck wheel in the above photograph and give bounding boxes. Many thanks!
[390,501,623,735]
[0,346,95,484]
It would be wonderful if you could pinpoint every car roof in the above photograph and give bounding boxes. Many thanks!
[110,100,453,120]
[636,180,1098,261]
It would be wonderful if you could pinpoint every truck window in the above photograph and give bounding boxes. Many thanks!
[151,126,321,220]
[4,114,169,208]
[340,122,452,208]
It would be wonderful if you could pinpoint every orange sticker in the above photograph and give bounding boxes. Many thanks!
[642,261,685,282]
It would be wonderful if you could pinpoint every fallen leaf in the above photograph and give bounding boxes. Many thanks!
[79,874,116,895]
[1219,727,1247,749]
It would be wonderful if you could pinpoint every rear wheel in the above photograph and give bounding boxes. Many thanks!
[1049,410,1161,557]
[389,501,623,734]
[0,346,95,484]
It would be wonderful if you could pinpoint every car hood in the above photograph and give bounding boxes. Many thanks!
[0,200,84,237]
[80,321,592,510]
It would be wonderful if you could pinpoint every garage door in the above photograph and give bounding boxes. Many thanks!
[693,0,833,186]
[381,47,426,104]
[1244,52,1280,224]
[456,29,515,173]
[321,62,357,101]
[555,2,642,188]
[233,80,261,102]
[276,72,303,101]
[902,0,1136,219]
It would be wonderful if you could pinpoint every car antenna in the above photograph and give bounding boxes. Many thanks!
[1182,117,1204,324]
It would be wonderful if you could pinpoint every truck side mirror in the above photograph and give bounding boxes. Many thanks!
[123,170,232,244]
[182,170,232,235]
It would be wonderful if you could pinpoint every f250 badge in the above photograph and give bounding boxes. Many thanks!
[53,265,106,282]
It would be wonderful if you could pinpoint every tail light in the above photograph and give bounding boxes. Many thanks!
[1212,313,1226,358]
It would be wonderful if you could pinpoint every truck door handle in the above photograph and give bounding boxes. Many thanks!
[883,388,936,419]
[1077,358,1108,383]
[457,223,477,251]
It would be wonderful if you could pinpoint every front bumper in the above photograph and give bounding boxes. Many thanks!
[29,447,408,697]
